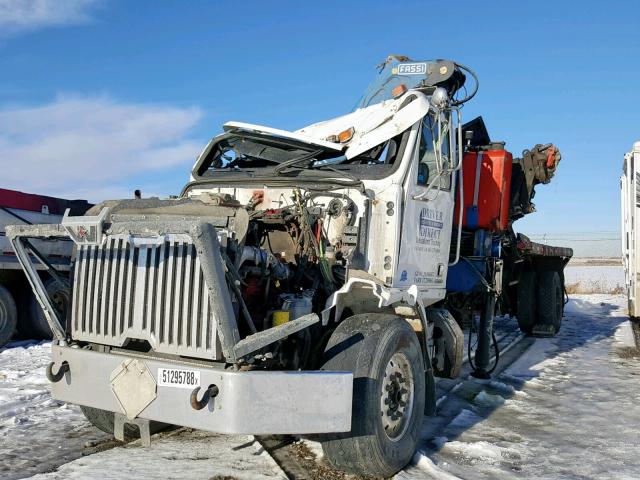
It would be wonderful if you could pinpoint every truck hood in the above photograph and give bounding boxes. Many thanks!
[222,122,343,152]
[297,90,431,159]
[190,89,431,182]
[223,90,431,161]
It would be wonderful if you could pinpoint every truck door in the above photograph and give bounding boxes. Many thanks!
[395,114,456,292]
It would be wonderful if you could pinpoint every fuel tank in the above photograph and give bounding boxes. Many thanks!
[454,147,513,232]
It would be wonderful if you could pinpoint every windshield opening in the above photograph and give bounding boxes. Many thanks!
[196,129,411,181]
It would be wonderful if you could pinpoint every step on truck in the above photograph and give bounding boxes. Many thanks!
[8,56,571,476]
[621,141,640,319]
[0,188,91,346]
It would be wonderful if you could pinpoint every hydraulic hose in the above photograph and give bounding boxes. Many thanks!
[451,62,479,107]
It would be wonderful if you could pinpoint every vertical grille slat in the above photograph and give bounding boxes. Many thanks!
[72,246,85,332]
[153,241,166,338]
[142,244,155,331]
[182,244,194,347]
[91,245,105,335]
[71,234,218,358]
[161,239,174,346]
[79,246,92,333]
[114,240,128,336]
[85,246,98,334]
[173,242,185,346]
[99,238,114,337]
[191,253,202,349]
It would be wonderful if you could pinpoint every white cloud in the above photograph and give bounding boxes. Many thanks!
[0,0,101,36]
[0,95,204,201]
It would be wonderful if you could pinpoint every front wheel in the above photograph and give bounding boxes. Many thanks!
[320,314,425,477]
[80,406,167,441]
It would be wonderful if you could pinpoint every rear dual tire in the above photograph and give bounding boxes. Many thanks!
[320,314,425,477]
[0,284,18,347]
[538,270,563,334]
[517,269,563,335]
[20,277,70,339]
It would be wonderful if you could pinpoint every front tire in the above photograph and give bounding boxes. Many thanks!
[79,406,167,440]
[320,314,425,477]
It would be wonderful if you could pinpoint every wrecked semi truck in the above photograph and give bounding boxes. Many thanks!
[8,57,570,476]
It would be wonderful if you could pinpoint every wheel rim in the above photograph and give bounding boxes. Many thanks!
[380,352,415,441]
[45,285,70,327]
[0,298,7,333]
[51,291,67,316]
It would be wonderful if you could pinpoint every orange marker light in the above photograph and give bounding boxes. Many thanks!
[338,127,355,143]
[392,84,408,98]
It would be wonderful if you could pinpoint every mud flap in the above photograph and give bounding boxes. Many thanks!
[427,309,464,379]
[424,369,437,416]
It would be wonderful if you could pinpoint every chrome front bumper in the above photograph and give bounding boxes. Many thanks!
[50,344,353,434]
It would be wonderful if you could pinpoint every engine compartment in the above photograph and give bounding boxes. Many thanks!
[82,189,362,369]
[223,189,358,368]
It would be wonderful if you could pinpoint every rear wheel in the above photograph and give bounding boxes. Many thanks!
[0,284,17,347]
[26,277,70,338]
[538,270,563,333]
[320,314,425,477]
[516,270,537,334]
[79,405,167,440]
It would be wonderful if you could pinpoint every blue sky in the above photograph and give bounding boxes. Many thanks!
[0,0,638,236]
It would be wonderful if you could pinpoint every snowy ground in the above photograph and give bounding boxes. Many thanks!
[2,295,638,479]
[400,294,640,480]
[564,265,624,293]
[0,341,286,480]
[28,430,285,480]
[0,340,109,480]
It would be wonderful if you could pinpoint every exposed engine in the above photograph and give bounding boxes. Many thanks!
[199,189,357,369]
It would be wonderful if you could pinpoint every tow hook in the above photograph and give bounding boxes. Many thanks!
[46,361,69,382]
[190,384,219,410]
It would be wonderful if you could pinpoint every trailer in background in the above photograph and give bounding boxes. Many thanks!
[0,188,91,346]
[621,142,640,318]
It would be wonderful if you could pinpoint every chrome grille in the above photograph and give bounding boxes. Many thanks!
[71,234,218,358]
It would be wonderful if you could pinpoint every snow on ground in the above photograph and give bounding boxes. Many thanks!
[29,429,285,480]
[3,294,638,479]
[0,341,109,480]
[564,265,624,293]
[0,341,286,480]
[401,294,640,480]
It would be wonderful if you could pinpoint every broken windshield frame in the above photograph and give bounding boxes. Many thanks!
[194,130,413,182]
